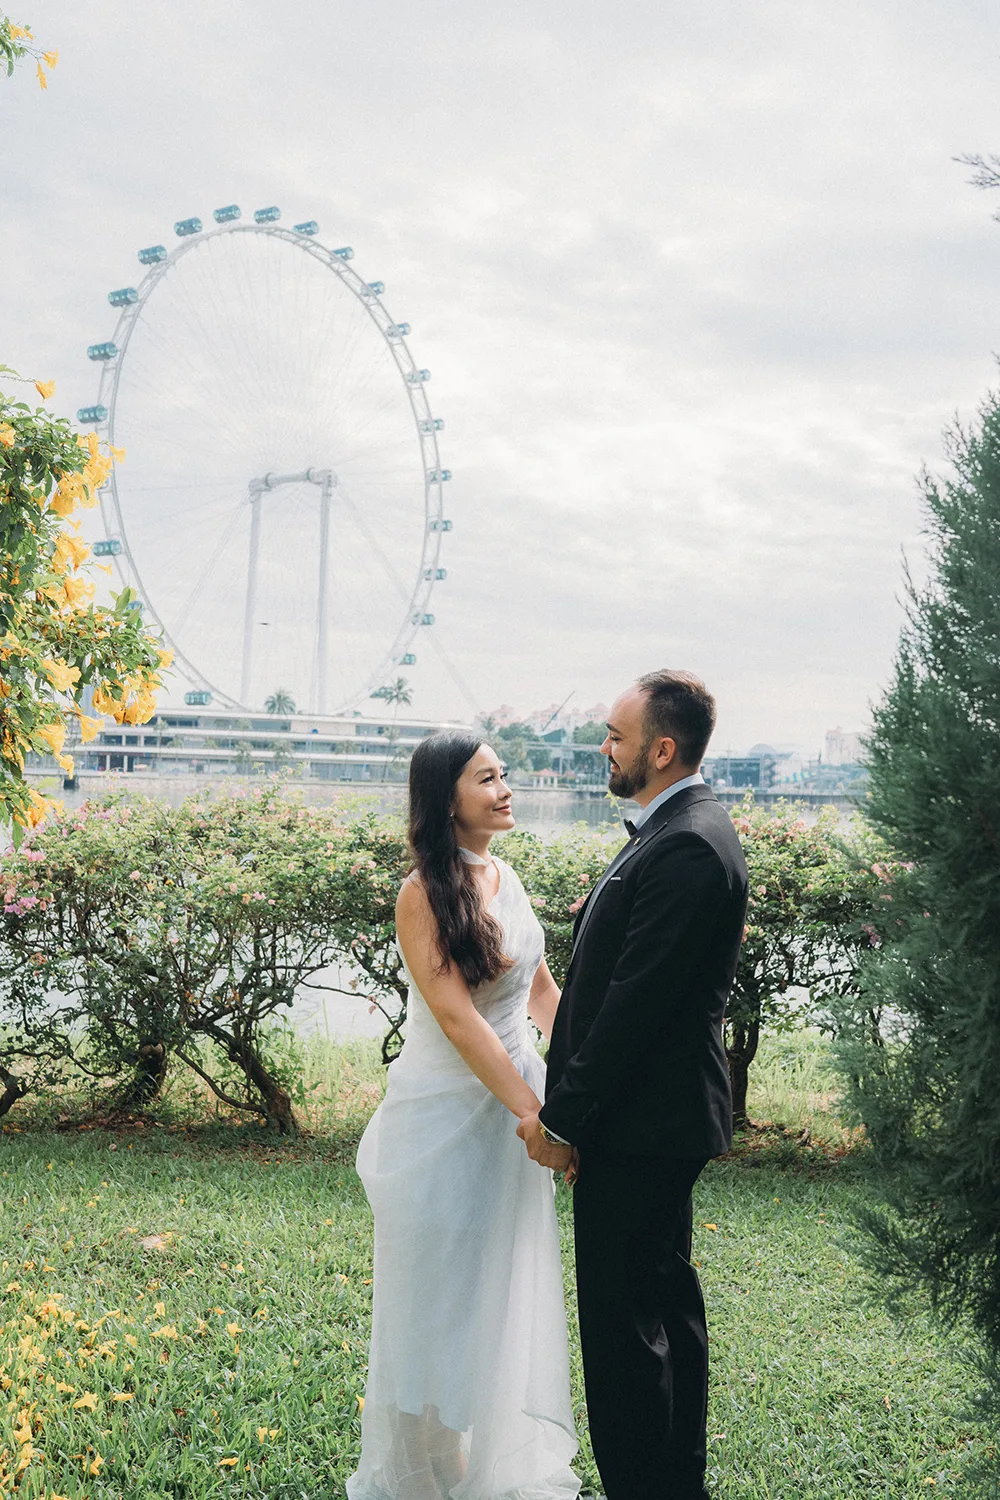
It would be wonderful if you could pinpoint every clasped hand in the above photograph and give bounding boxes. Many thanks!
[517,1113,579,1185]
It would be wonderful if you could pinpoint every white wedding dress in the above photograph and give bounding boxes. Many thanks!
[346,854,581,1500]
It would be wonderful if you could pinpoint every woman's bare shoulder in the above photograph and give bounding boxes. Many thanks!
[396,871,431,922]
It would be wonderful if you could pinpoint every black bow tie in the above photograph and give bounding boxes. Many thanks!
[623,818,638,838]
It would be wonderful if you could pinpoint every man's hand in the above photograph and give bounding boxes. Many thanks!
[517,1112,573,1173]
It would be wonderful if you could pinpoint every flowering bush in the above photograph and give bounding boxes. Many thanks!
[0,790,886,1133]
[0,788,413,1129]
[729,798,891,1125]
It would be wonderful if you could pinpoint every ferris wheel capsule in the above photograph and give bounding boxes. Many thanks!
[174,217,202,237]
[87,342,117,361]
[407,369,430,384]
[419,418,444,433]
[108,288,138,307]
[294,220,319,235]
[254,206,281,223]
[77,405,108,423]
[214,204,241,223]
[138,245,167,264]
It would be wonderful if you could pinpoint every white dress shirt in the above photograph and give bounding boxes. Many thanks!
[628,771,705,832]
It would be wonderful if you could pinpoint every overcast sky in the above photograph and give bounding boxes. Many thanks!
[3,0,1000,752]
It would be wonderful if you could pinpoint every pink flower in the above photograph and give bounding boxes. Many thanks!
[129,870,142,882]
[579,874,590,885]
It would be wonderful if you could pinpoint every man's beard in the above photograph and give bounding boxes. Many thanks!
[607,741,653,800]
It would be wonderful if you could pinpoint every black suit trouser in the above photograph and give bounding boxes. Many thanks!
[573,1151,711,1500]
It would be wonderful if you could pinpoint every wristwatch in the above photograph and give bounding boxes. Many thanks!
[539,1122,571,1147]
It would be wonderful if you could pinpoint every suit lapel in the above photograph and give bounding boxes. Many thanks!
[569,786,716,958]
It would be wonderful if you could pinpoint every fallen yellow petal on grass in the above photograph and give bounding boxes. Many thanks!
[356,1394,365,1412]
[72,1392,98,1411]
[701,1223,718,1232]
[111,1392,134,1402]
[154,1300,165,1317]
[225,1321,241,1337]
[89,1452,104,1475]
[218,1457,239,1467]
[55,1381,76,1393]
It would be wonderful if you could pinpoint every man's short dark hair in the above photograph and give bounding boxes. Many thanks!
[636,669,716,768]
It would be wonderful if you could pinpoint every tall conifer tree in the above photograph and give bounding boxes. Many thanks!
[836,390,1000,1424]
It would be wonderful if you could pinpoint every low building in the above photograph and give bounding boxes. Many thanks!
[61,707,471,783]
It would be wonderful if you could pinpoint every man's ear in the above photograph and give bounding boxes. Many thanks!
[653,736,678,769]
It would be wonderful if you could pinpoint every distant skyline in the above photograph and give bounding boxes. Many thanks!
[3,0,1000,749]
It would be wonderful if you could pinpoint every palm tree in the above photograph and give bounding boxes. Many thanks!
[379,678,413,781]
[265,688,296,715]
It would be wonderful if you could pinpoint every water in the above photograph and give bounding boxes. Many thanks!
[41,772,624,838]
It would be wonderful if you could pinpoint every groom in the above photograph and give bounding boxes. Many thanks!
[518,669,748,1500]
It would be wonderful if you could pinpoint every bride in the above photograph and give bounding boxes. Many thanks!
[346,733,581,1500]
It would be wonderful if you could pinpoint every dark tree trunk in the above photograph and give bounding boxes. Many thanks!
[200,1021,299,1133]
[241,1045,298,1134]
[727,1015,761,1129]
[0,1065,28,1120]
[110,1042,169,1117]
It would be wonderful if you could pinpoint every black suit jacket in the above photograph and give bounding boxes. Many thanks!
[539,785,748,1158]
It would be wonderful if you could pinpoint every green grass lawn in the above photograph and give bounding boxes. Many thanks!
[0,1035,989,1498]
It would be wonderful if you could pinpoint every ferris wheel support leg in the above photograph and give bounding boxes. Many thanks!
[315,475,333,715]
[241,490,262,706]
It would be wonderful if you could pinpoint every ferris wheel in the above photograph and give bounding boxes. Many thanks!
[79,205,452,714]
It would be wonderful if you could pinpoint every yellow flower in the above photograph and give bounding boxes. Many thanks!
[111,1392,134,1402]
[61,575,95,609]
[72,1391,98,1411]
[41,659,81,692]
[89,1452,104,1475]
[77,713,103,744]
[154,1300,166,1317]
[36,60,46,89]
[35,379,56,399]
[56,752,74,776]
[8,24,31,38]
[218,1457,238,1467]
[55,1380,75,1393]
[16,788,58,831]
[37,721,66,756]
[50,473,86,517]
[0,424,15,447]
[158,647,174,670]
[53,532,91,572]
[225,1321,241,1338]
[43,49,58,67]
[110,444,126,462]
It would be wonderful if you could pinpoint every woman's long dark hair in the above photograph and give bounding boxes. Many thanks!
[407,732,512,988]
